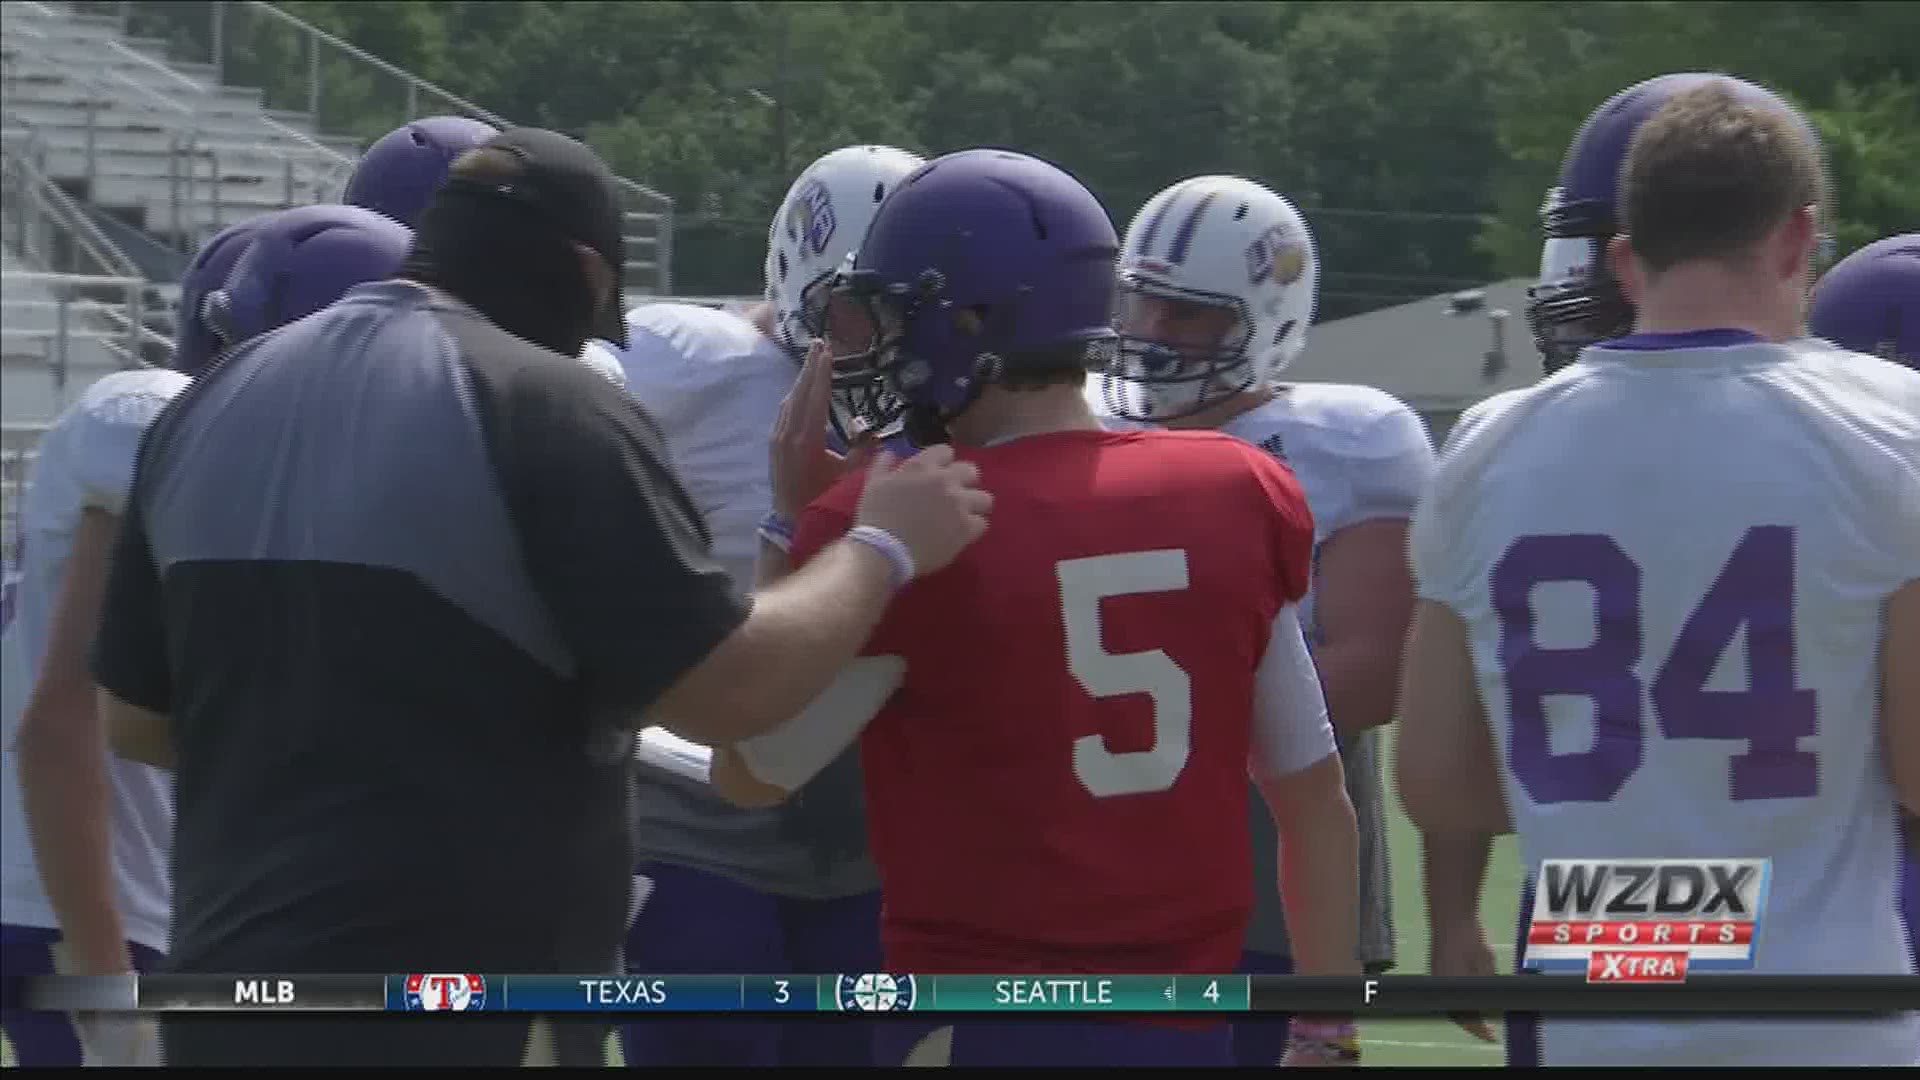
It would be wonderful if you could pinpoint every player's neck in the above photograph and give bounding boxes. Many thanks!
[1631,263,1805,342]
[946,384,1101,447]
[1165,385,1278,431]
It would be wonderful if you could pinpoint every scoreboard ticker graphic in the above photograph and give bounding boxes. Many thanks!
[19,973,1920,1015]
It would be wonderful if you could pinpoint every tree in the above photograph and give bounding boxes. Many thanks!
[109,1,1920,301]
[1810,76,1920,259]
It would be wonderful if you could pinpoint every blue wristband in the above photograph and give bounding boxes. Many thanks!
[759,511,795,552]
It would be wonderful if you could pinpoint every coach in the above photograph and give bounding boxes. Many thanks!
[89,128,989,1066]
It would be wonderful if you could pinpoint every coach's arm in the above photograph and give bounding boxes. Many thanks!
[498,368,986,749]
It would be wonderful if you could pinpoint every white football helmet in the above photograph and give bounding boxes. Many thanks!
[764,144,926,359]
[1108,175,1319,421]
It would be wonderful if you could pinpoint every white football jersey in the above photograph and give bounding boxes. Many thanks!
[577,340,630,390]
[1221,384,1434,964]
[614,303,796,599]
[2,368,187,952]
[615,303,882,899]
[1221,384,1434,628]
[1412,334,1920,1066]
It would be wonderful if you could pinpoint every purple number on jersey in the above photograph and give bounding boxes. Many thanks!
[1495,534,1645,803]
[1651,525,1818,800]
[1495,526,1819,806]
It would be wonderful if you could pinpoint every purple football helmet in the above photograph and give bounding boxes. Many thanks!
[341,115,499,229]
[827,148,1119,443]
[1809,233,1920,368]
[173,218,270,375]
[201,204,410,352]
[1528,73,1826,371]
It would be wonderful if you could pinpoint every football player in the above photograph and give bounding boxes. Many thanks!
[2,205,409,1067]
[615,144,923,1068]
[713,148,1361,1067]
[1809,233,1918,369]
[336,114,635,387]
[1431,77,1916,1064]
[341,115,500,230]
[1102,175,1434,1066]
[1398,75,1920,1066]
[1809,233,1920,969]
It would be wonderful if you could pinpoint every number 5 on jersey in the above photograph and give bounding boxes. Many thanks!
[1058,550,1194,798]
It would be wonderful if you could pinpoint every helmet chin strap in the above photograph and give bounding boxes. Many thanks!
[903,404,949,447]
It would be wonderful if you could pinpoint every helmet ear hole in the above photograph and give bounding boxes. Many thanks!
[202,290,238,348]
[1233,203,1250,221]
[777,251,789,282]
[872,181,886,203]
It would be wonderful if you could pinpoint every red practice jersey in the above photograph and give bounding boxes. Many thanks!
[790,428,1314,975]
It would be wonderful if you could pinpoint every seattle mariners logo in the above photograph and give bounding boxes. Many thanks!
[786,179,838,257]
[1244,225,1307,287]
[404,973,487,1012]
[835,973,918,1012]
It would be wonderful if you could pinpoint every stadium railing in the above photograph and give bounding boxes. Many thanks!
[159,0,677,296]
[1,423,49,567]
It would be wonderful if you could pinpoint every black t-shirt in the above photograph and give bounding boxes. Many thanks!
[94,281,746,974]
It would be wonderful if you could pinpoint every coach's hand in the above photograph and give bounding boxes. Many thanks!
[854,444,991,578]
[771,341,878,518]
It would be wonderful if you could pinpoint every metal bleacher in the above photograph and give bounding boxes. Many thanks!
[1,0,680,558]
[2,1,677,281]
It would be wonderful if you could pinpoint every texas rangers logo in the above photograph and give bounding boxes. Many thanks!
[404,973,486,1012]
[835,973,917,1012]
[786,179,838,257]
[1245,225,1307,286]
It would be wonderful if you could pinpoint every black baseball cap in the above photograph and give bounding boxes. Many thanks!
[440,127,629,347]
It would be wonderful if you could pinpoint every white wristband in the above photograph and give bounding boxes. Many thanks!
[845,524,915,588]
[633,727,713,784]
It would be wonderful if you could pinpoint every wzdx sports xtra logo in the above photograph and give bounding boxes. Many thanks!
[1523,859,1769,983]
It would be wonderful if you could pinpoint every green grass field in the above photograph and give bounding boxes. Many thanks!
[4,731,1522,1069]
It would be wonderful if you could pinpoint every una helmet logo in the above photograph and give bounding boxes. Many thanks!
[787,179,838,257]
[1245,226,1307,286]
